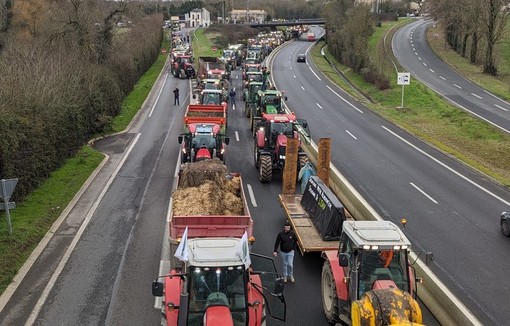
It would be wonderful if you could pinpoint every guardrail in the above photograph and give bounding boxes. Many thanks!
[267,39,483,326]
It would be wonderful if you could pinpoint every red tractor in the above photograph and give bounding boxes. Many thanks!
[253,113,309,183]
[178,124,229,164]
[172,54,196,79]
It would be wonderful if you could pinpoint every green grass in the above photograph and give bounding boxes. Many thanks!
[192,28,222,59]
[0,32,171,295]
[311,21,510,187]
[0,146,104,292]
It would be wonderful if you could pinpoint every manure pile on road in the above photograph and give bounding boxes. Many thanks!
[173,159,244,216]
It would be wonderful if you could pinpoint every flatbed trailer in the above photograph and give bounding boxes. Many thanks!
[278,193,339,255]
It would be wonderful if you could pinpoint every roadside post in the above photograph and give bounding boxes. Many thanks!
[397,72,411,108]
[0,178,18,235]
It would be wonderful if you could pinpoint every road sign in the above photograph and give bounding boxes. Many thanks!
[212,47,217,52]
[397,72,410,85]
[0,202,15,210]
[161,48,167,54]
[0,178,18,201]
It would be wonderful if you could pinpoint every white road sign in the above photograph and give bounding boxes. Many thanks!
[397,72,411,85]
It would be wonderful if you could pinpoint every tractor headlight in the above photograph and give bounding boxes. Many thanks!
[279,155,285,160]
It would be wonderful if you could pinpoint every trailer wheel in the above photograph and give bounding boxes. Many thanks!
[322,261,340,324]
[259,155,272,183]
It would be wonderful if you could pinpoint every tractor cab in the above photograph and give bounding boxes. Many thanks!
[257,90,287,115]
[178,124,229,164]
[243,72,263,89]
[336,220,417,303]
[200,90,224,106]
[152,238,286,326]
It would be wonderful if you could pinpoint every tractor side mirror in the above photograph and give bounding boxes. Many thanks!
[274,277,285,295]
[152,280,164,297]
[339,253,349,267]
[224,137,230,145]
[192,94,197,99]
[284,96,288,101]
[301,122,308,129]
[178,136,183,144]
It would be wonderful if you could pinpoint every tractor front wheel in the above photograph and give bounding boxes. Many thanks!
[321,261,340,324]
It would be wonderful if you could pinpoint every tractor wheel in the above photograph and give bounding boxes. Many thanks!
[259,155,272,183]
[321,261,340,324]
[249,110,254,131]
[502,220,510,237]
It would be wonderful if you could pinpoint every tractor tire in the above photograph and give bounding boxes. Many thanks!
[321,261,340,324]
[254,143,260,169]
[259,155,272,183]
[502,220,510,237]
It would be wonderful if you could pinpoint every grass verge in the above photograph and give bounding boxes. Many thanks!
[311,21,510,187]
[0,32,170,295]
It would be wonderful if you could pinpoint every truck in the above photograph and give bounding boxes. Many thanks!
[278,171,423,325]
[152,160,287,326]
[197,56,228,81]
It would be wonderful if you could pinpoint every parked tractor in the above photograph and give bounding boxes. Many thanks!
[178,123,229,164]
[253,113,309,183]
[172,54,196,79]
[321,220,423,326]
[152,237,286,326]
[249,90,287,133]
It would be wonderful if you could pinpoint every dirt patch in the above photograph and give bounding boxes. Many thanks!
[173,159,244,215]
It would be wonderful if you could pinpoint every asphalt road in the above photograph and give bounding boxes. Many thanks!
[271,29,510,325]
[393,18,510,134]
[1,25,509,326]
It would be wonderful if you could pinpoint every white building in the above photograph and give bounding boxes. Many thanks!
[186,8,210,28]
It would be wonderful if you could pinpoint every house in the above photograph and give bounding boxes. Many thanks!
[230,9,267,23]
[186,8,210,28]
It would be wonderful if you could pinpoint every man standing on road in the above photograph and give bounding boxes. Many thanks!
[229,88,236,109]
[273,222,297,283]
[173,87,180,105]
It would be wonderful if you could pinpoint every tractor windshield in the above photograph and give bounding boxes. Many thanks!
[270,122,294,138]
[358,250,409,297]
[188,266,247,326]
[203,93,221,105]
[192,134,215,149]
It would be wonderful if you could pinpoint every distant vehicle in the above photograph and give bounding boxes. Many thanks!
[307,32,316,42]
[297,53,306,63]
[501,212,510,236]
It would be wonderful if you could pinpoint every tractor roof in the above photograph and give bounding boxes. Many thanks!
[202,89,222,94]
[188,123,221,134]
[258,90,282,96]
[262,113,296,122]
[343,220,411,250]
[187,238,244,267]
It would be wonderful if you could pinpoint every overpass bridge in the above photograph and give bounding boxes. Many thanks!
[247,18,325,29]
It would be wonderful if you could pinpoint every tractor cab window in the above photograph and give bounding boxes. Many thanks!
[203,93,220,105]
[358,250,409,297]
[270,122,293,138]
[188,266,247,326]
[192,134,214,149]
[180,57,190,63]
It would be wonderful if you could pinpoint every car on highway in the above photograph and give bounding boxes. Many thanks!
[297,53,306,63]
[501,212,510,236]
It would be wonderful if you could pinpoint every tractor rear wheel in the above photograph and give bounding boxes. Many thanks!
[502,220,510,237]
[321,261,340,324]
[259,155,272,183]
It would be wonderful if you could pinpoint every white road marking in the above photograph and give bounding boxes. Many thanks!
[301,86,305,91]
[293,75,296,79]
[247,184,258,207]
[235,131,240,141]
[423,62,427,67]
[439,76,446,80]
[453,84,462,89]
[383,126,510,206]
[471,93,482,99]
[149,74,168,118]
[418,57,422,61]
[308,66,321,81]
[410,182,438,204]
[429,69,435,73]
[316,103,323,110]
[494,104,508,112]
[326,85,363,113]
[346,130,357,140]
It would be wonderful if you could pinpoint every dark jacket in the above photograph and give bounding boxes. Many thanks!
[274,230,297,253]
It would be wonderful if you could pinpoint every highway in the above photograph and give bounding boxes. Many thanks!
[271,28,510,325]
[393,18,510,134]
[0,24,509,326]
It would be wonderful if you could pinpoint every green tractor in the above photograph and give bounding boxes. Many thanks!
[249,89,287,134]
[243,81,263,118]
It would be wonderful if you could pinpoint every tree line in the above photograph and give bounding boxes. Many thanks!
[425,0,509,76]
[0,0,163,199]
